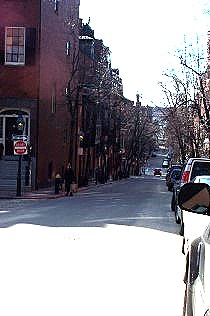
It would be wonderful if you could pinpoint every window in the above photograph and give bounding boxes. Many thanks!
[5,27,25,65]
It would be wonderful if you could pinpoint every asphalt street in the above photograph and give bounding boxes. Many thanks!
[0,176,179,231]
[0,172,186,316]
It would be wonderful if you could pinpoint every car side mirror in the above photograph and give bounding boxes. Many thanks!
[178,183,210,215]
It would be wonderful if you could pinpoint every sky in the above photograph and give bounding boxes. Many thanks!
[79,0,209,107]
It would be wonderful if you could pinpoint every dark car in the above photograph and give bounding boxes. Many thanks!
[153,168,162,176]
[166,168,182,191]
[162,159,170,168]
[166,165,182,190]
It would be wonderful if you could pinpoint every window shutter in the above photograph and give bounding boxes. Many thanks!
[0,27,5,65]
[25,28,36,65]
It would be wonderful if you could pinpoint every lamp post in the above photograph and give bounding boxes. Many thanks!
[16,155,22,196]
[16,113,25,196]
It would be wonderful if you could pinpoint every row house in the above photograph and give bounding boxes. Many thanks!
[0,0,80,189]
[77,22,133,185]
[0,1,133,192]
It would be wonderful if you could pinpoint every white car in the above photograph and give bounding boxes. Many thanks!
[182,175,210,255]
[178,182,210,316]
[173,157,210,235]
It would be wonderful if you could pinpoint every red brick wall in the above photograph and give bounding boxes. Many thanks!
[0,0,80,188]
[0,0,40,98]
[37,0,80,186]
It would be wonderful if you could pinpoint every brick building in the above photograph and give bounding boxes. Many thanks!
[0,0,80,189]
[77,22,130,185]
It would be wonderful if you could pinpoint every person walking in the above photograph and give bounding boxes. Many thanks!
[64,163,75,196]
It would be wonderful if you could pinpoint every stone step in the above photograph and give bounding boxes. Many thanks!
[0,156,31,195]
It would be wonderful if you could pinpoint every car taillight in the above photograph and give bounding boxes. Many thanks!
[182,171,190,183]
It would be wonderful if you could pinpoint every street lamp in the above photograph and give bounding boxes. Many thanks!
[17,114,25,132]
[16,113,25,196]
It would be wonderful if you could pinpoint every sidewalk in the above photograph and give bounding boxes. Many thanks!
[1,180,115,200]
[23,179,117,199]
[21,188,66,200]
[0,189,65,200]
[20,185,90,200]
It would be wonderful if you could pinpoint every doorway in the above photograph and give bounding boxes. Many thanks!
[0,110,30,157]
[5,117,21,155]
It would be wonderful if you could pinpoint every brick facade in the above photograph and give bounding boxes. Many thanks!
[0,0,80,188]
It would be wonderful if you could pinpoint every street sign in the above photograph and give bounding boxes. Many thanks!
[14,140,28,155]
[12,134,29,142]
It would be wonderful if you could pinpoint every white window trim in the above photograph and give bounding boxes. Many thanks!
[54,0,59,12]
[5,27,26,66]
[66,41,71,56]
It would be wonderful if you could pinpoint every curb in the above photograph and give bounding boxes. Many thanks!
[0,179,119,200]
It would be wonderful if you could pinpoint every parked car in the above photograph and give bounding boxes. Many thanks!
[153,168,162,176]
[166,168,182,191]
[166,165,182,190]
[171,165,186,225]
[178,182,210,316]
[171,157,210,235]
[162,159,170,168]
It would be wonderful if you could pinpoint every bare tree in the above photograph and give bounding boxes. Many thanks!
[121,102,159,175]
[159,73,202,162]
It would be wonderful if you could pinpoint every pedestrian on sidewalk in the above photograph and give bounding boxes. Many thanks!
[64,162,75,196]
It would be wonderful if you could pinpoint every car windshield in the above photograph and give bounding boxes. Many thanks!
[190,161,210,180]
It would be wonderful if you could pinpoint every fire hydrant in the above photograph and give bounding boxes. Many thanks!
[55,173,62,194]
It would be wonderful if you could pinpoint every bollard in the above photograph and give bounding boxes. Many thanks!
[55,173,62,194]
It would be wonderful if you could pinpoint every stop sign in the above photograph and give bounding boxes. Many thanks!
[14,140,28,155]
